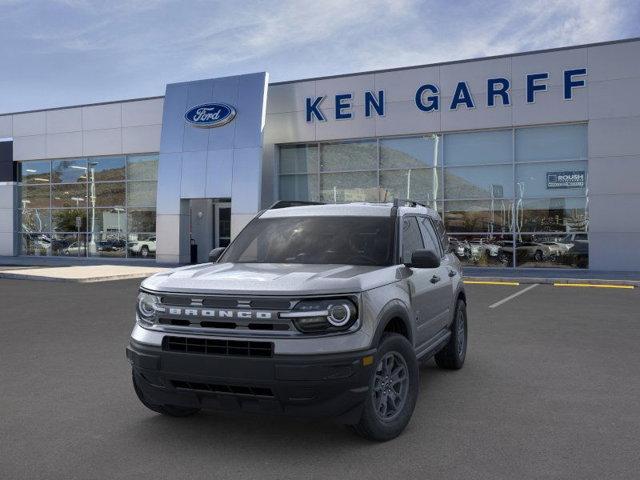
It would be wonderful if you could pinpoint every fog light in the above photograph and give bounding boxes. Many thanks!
[362,355,374,366]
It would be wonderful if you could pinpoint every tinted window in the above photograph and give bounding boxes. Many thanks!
[401,217,424,264]
[220,216,395,266]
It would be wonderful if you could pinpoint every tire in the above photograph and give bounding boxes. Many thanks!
[534,250,543,262]
[435,299,467,370]
[352,333,419,442]
[132,371,200,417]
[140,246,149,258]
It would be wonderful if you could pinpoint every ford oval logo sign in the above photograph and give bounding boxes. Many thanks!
[184,103,237,128]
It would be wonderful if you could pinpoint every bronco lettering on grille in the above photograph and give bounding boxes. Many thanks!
[163,308,273,320]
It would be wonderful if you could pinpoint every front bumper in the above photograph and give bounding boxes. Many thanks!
[126,339,376,423]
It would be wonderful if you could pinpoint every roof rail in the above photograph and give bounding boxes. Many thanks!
[392,198,429,209]
[268,200,325,210]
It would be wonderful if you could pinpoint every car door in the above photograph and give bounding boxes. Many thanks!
[400,216,443,348]
[418,216,453,332]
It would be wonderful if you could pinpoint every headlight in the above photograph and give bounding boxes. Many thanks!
[136,291,162,326]
[281,298,358,333]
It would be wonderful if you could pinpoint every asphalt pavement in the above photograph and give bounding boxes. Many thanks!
[1,278,639,479]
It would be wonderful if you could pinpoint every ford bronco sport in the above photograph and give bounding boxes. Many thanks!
[126,199,467,441]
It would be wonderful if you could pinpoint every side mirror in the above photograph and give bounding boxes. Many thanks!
[406,249,440,268]
[208,247,226,263]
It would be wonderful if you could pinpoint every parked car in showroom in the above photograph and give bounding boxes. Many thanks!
[128,236,156,258]
[127,200,467,441]
[498,241,553,265]
[468,238,501,258]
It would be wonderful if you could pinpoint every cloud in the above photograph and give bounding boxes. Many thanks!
[0,0,637,111]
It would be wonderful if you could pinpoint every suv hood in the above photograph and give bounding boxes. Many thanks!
[142,262,398,295]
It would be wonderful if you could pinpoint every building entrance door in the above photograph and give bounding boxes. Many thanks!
[214,202,231,248]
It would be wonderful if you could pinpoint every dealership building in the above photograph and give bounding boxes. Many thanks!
[0,38,639,271]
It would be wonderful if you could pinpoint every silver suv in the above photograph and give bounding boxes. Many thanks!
[126,200,467,441]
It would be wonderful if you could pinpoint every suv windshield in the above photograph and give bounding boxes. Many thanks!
[220,216,395,266]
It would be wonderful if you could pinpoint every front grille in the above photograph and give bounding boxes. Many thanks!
[157,318,290,331]
[171,380,274,397]
[159,295,292,310]
[162,336,273,357]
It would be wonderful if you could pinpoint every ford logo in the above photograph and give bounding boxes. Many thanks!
[184,103,236,128]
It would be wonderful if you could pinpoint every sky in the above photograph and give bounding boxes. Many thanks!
[1,0,639,113]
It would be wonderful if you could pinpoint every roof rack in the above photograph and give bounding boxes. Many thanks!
[268,200,325,210]
[392,198,429,209]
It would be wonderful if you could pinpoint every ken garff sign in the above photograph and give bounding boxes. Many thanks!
[547,170,586,189]
[185,103,237,128]
[305,68,587,122]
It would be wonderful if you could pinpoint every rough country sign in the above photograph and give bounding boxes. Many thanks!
[305,68,587,122]
[546,171,586,189]
[185,103,237,128]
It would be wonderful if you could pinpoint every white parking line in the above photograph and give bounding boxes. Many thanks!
[488,283,539,309]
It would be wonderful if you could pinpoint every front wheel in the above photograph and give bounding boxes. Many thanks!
[435,299,468,370]
[352,333,419,442]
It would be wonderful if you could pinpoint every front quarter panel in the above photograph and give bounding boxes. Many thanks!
[362,272,415,349]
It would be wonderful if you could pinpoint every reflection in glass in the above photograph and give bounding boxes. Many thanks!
[380,169,438,204]
[50,233,87,257]
[95,182,125,207]
[515,197,588,233]
[445,200,513,233]
[321,141,377,172]
[516,124,587,162]
[444,165,513,199]
[21,185,50,209]
[51,158,87,183]
[515,161,587,198]
[380,136,440,169]
[92,156,125,181]
[21,233,52,256]
[514,234,588,269]
[444,130,512,166]
[320,171,378,203]
[89,208,127,238]
[52,209,87,232]
[127,154,158,181]
[128,234,156,258]
[88,233,126,258]
[128,209,156,232]
[279,145,318,174]
[20,160,50,184]
[448,234,513,267]
[17,155,158,259]
[127,181,157,207]
[20,209,50,233]
[279,174,319,202]
[52,183,87,208]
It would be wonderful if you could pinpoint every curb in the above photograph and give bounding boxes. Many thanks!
[463,276,640,287]
[0,272,159,283]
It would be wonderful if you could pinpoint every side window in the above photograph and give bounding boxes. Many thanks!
[401,217,424,264]
[418,217,442,256]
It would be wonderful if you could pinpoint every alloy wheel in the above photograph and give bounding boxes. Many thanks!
[373,352,409,421]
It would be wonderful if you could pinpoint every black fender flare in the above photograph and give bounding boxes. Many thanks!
[371,299,414,348]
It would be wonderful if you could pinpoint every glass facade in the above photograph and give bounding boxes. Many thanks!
[18,154,158,259]
[278,124,588,269]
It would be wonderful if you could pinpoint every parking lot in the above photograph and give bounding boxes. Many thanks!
[1,278,639,480]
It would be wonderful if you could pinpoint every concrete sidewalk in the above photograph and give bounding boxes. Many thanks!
[0,265,169,283]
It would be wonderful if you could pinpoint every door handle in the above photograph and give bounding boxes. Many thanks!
[448,270,457,277]
[430,275,441,284]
